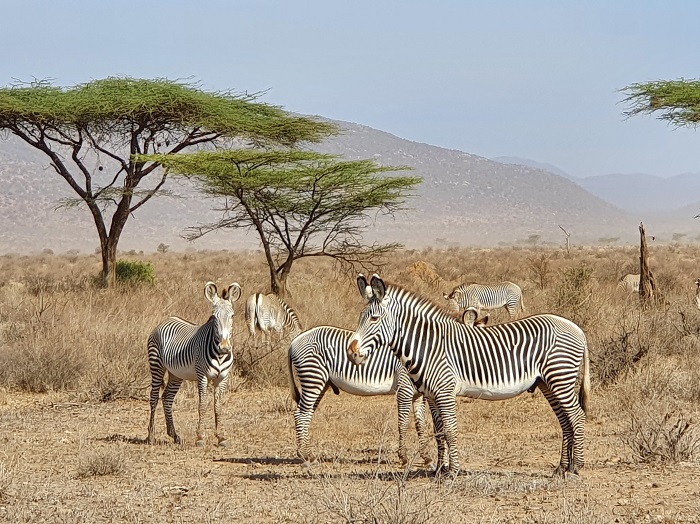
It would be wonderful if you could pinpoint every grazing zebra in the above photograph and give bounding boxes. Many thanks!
[288,309,489,467]
[147,281,242,447]
[444,281,524,319]
[694,279,700,311]
[245,293,302,340]
[348,274,590,478]
[617,273,640,293]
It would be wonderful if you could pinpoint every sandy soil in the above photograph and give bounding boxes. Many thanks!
[1,386,699,523]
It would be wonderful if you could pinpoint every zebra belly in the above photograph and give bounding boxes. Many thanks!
[329,373,396,396]
[455,375,536,400]
[167,364,198,382]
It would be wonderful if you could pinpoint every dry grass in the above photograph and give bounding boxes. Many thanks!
[0,245,700,522]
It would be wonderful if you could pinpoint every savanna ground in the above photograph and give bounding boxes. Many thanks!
[1,245,700,523]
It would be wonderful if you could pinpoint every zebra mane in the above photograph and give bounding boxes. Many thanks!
[384,283,461,324]
[276,295,303,330]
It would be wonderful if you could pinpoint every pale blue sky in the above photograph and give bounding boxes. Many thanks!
[2,1,699,177]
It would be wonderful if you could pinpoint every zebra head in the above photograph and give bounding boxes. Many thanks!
[443,285,468,312]
[204,281,242,355]
[347,273,397,366]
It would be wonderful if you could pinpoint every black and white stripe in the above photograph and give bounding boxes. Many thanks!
[245,293,302,340]
[617,273,640,293]
[444,281,524,319]
[147,281,241,447]
[349,274,590,478]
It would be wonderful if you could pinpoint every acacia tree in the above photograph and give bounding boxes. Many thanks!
[0,77,336,287]
[621,79,700,127]
[139,149,421,296]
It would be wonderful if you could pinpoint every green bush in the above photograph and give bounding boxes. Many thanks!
[115,260,155,286]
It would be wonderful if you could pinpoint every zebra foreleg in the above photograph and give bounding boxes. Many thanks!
[412,394,434,468]
[434,392,460,477]
[427,397,448,475]
[213,375,230,447]
[293,373,330,463]
[147,364,165,445]
[162,375,183,445]
[195,376,210,447]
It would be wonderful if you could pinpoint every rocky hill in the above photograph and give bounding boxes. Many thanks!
[0,120,667,254]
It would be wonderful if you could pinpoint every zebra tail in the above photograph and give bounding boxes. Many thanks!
[287,349,300,405]
[579,342,591,416]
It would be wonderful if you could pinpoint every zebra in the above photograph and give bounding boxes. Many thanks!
[147,281,242,447]
[694,279,700,311]
[617,273,640,293]
[288,308,489,467]
[444,281,524,320]
[245,292,302,340]
[348,274,590,478]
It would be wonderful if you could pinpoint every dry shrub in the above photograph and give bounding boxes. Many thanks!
[76,447,126,479]
[0,457,18,503]
[549,262,598,329]
[621,402,700,464]
[404,261,444,289]
[313,471,442,524]
[0,343,87,393]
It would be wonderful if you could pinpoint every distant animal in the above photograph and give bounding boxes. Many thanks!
[694,279,700,311]
[147,281,241,447]
[444,281,524,320]
[617,274,640,293]
[245,293,302,340]
[288,306,489,466]
[348,274,590,477]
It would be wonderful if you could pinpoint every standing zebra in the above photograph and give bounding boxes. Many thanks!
[246,293,302,340]
[288,309,489,467]
[288,325,432,467]
[444,281,524,320]
[147,281,242,447]
[617,273,640,293]
[348,274,590,477]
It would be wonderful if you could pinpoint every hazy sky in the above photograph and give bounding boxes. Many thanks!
[2,1,699,178]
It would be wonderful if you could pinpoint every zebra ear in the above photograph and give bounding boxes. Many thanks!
[204,281,218,303]
[370,274,386,301]
[357,274,371,300]
[224,282,242,302]
[462,307,478,326]
[476,314,489,327]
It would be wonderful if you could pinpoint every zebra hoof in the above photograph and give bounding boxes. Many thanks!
[552,466,566,478]
[195,439,205,447]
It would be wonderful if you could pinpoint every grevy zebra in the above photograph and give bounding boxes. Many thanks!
[147,281,241,447]
[617,273,640,293]
[288,307,488,467]
[246,293,302,340]
[348,274,590,477]
[444,281,524,319]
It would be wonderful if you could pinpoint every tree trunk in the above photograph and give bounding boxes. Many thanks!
[638,222,657,307]
[100,237,118,288]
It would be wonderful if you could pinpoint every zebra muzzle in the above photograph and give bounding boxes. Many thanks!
[347,339,366,366]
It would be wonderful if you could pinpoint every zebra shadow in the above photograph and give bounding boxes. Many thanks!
[237,468,434,482]
[214,456,303,466]
[98,434,148,445]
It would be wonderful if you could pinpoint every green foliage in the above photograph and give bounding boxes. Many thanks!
[0,77,337,145]
[621,79,700,127]
[115,260,155,286]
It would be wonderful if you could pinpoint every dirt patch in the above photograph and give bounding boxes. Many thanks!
[1,388,699,523]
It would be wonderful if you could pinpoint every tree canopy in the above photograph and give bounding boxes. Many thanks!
[138,149,421,296]
[621,79,700,127]
[0,77,337,286]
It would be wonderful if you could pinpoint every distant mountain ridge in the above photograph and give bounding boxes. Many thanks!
[0,119,694,254]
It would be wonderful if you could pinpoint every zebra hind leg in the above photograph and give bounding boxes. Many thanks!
[539,384,576,477]
[162,375,184,445]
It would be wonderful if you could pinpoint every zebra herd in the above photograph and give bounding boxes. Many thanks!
[147,276,590,478]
